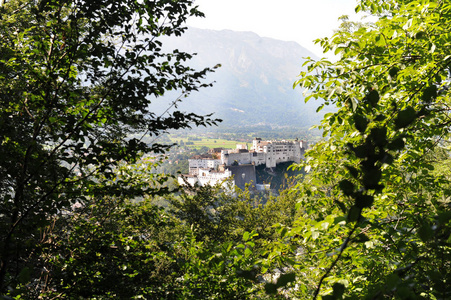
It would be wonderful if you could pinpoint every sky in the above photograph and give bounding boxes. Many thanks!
[187,0,359,57]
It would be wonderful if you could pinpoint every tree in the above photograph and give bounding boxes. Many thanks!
[166,182,300,298]
[0,0,220,295]
[267,0,451,298]
[167,182,298,244]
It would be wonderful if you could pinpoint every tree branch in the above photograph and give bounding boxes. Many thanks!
[313,221,360,299]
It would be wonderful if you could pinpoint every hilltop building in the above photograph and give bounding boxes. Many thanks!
[179,168,233,187]
[222,138,308,168]
[178,163,256,190]
[188,158,221,175]
[178,138,308,189]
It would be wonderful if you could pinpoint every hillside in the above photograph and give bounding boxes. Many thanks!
[152,28,329,130]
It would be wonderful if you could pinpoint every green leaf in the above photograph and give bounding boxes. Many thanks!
[345,165,359,178]
[386,273,401,290]
[415,31,427,39]
[355,194,374,209]
[236,269,256,281]
[334,200,347,213]
[279,227,288,238]
[395,107,416,129]
[332,282,346,298]
[365,90,380,107]
[243,231,250,241]
[353,114,369,133]
[421,85,437,103]
[387,137,405,150]
[438,211,451,225]
[369,127,387,147]
[276,272,296,288]
[347,205,361,222]
[346,97,358,111]
[354,233,370,243]
[265,283,278,294]
[362,169,382,190]
[351,144,371,158]
[418,223,434,242]
[389,66,399,78]
[339,180,355,196]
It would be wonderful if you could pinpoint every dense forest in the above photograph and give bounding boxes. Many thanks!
[0,0,450,299]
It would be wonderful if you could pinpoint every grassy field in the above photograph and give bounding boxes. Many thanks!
[170,137,251,150]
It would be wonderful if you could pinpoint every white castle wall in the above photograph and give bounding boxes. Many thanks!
[188,159,221,175]
[197,168,232,187]
[222,139,307,168]
[181,139,308,188]
[178,175,198,186]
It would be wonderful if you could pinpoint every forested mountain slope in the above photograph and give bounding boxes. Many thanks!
[155,27,328,129]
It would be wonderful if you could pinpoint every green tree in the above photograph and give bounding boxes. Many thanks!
[44,194,179,298]
[268,0,451,298]
[166,182,300,298]
[37,180,259,299]
[0,0,220,295]
[168,182,298,244]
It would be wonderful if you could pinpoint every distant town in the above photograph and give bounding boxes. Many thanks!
[178,138,308,190]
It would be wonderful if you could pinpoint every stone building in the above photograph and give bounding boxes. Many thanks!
[178,138,307,189]
[178,168,233,187]
[188,158,221,175]
[221,138,308,168]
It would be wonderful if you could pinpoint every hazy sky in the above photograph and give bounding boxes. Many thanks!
[187,0,359,57]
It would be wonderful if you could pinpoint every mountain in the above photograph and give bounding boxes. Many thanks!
[154,27,327,130]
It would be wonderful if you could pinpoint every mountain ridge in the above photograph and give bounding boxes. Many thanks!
[154,27,328,130]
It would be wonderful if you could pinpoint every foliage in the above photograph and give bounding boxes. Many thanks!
[167,182,299,244]
[5,0,451,298]
[40,197,178,299]
[166,182,301,298]
[0,0,220,296]
[276,0,451,298]
[29,187,264,299]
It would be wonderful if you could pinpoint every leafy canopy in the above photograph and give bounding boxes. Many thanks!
[273,0,451,298]
[0,0,219,295]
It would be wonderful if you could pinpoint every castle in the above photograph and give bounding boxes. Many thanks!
[178,138,308,189]
[221,138,308,168]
